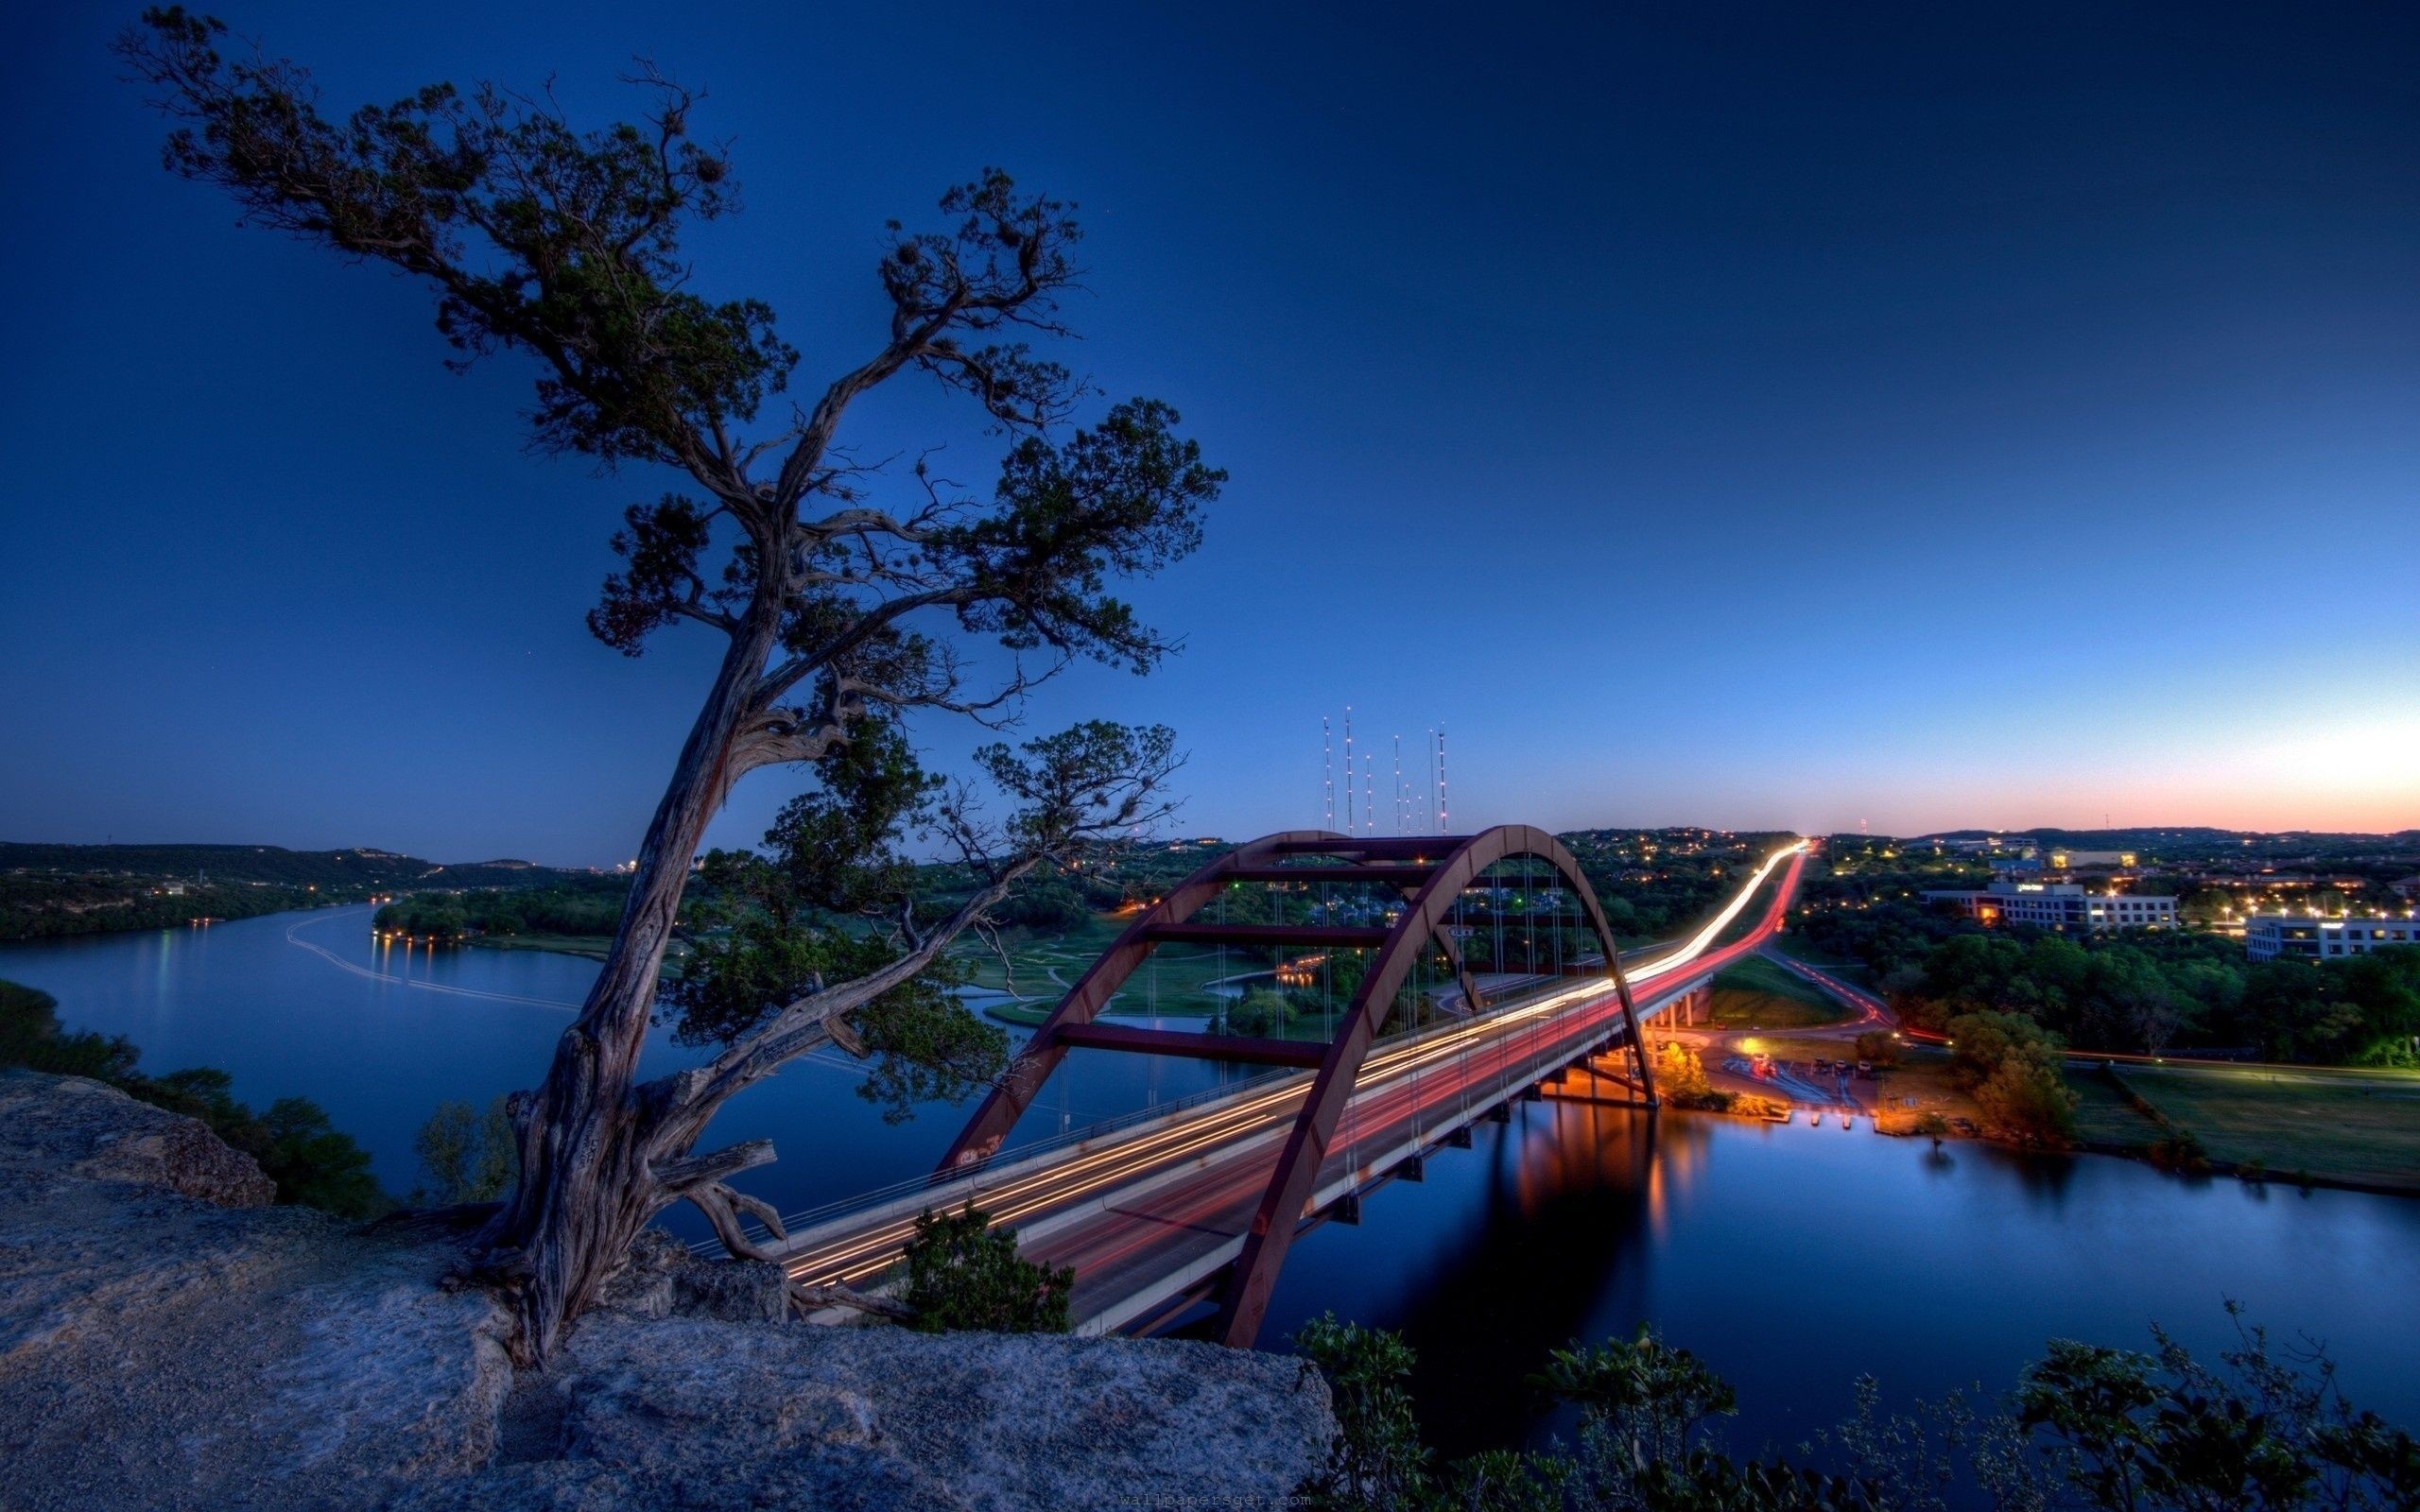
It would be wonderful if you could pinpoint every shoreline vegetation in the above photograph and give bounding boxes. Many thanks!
[1753,943,2420,1196]
[1292,1303,2418,1509]
[0,976,388,1217]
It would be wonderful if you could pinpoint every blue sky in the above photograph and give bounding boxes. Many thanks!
[2,2,2415,865]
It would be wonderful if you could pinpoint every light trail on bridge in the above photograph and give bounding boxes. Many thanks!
[770,841,1810,1324]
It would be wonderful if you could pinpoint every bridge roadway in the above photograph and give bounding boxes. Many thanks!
[772,842,1810,1335]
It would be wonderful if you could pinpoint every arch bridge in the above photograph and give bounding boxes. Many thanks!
[761,828,1810,1347]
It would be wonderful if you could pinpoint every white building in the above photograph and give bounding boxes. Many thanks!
[2244,915,2420,962]
[2048,849,2136,869]
[1922,881,2177,933]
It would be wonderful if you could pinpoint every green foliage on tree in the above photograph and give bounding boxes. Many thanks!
[898,1203,1072,1334]
[1532,1324,1740,1475]
[1290,1314,1432,1510]
[412,1097,519,1206]
[1295,1307,2419,1511]
[1800,859,2420,1068]
[1946,1009,2079,1145]
[2016,1306,2420,1512]
[1216,988,1298,1039]
[376,880,629,940]
[994,876,1090,932]
[1655,1042,1728,1109]
[2,979,389,1217]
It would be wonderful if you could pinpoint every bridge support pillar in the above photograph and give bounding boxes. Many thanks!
[1486,1102,1512,1123]
[1397,1155,1425,1182]
[1444,1126,1474,1147]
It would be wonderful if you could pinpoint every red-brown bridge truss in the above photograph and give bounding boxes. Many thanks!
[939,825,1657,1346]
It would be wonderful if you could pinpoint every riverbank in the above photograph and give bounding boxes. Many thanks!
[1755,945,2420,1194]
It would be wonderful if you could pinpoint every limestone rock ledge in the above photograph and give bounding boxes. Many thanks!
[0,1071,1332,1510]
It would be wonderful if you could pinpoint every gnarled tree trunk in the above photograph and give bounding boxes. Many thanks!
[473,612,776,1364]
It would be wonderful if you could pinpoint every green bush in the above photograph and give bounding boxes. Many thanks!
[899,1203,1072,1334]
[1948,1010,2078,1144]
[2149,1126,2210,1173]
[1290,1314,1430,1510]
[1217,988,1296,1039]
[411,1097,519,1206]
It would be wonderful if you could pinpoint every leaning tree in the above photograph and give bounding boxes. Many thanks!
[123,9,1222,1362]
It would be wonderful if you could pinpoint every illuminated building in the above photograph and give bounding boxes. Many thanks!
[2048,849,2137,869]
[1921,881,2176,932]
[2245,914,2420,961]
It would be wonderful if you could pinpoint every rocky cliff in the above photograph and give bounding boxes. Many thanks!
[0,1070,1332,1510]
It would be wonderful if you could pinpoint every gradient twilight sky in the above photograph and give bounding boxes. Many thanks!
[2,3,2415,867]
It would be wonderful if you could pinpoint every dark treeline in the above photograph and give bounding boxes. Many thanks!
[1793,857,2420,1068]
[0,842,599,942]
[0,841,565,889]
[1293,1306,2418,1510]
[374,878,632,940]
[0,872,338,939]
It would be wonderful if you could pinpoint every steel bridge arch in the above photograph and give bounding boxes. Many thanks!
[940,825,1658,1346]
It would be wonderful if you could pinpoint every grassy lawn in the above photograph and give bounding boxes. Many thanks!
[2069,1070,2166,1147]
[2104,1062,2420,1192]
[1764,931,1880,990]
[472,932,615,961]
[953,910,1310,1026]
[1704,954,1854,1029]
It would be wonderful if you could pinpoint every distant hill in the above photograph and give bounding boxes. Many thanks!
[1915,827,2419,850]
[0,843,605,943]
[0,842,592,889]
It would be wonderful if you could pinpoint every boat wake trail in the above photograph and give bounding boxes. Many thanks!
[285,912,579,1010]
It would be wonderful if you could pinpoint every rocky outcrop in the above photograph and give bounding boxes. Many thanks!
[0,1070,1333,1510]
[406,1322,1330,1511]
[0,1070,276,1207]
[0,1073,516,1506]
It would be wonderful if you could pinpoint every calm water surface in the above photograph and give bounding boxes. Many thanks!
[5,905,2415,1458]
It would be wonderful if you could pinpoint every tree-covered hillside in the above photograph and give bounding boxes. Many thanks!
[0,843,602,941]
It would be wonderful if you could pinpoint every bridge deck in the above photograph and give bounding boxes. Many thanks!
[768,844,1806,1334]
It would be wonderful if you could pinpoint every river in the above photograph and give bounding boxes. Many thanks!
[5,904,2416,1459]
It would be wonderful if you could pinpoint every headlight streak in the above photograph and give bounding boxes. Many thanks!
[783,843,1807,1286]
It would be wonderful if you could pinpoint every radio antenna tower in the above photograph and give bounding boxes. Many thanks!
[1392,736,1405,834]
[1362,755,1375,836]
[1423,720,1442,832]
[1342,706,1356,837]
[1322,716,1334,832]
[1426,728,1440,834]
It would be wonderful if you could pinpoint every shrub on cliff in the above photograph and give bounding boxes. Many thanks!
[900,1204,1073,1333]
[412,1097,519,1206]
[1,979,138,1080]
